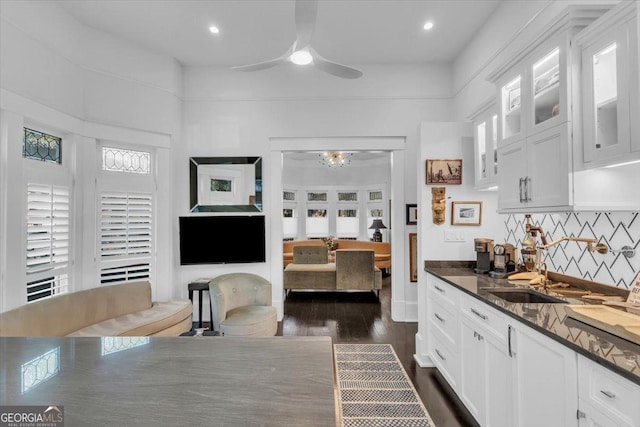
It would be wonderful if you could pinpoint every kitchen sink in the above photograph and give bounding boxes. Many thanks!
[482,288,566,304]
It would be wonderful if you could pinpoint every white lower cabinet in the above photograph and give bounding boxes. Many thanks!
[425,273,579,426]
[426,274,461,389]
[510,321,578,427]
[460,308,512,427]
[425,275,639,427]
[577,355,640,427]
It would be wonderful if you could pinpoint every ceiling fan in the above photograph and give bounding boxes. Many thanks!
[232,0,363,79]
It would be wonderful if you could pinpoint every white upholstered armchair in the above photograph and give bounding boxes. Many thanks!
[209,273,278,336]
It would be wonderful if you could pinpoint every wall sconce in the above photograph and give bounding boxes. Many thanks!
[431,187,447,225]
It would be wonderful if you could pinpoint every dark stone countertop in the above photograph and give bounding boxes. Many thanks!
[425,264,640,387]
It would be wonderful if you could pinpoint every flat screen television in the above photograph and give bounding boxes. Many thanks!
[179,215,266,265]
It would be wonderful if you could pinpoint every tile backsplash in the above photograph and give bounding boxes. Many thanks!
[504,212,639,289]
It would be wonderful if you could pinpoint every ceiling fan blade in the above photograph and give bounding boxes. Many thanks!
[232,45,294,72]
[310,48,363,79]
[231,57,287,72]
[295,0,318,47]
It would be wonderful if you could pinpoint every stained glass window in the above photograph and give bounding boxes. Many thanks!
[102,147,151,174]
[23,128,62,164]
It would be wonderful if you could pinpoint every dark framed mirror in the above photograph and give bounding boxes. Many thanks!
[189,157,262,212]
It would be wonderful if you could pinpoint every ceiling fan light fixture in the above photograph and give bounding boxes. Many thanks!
[290,49,313,65]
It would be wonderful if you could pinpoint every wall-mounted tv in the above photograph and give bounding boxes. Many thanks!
[179,215,266,265]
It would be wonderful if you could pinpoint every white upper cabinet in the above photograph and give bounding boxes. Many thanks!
[575,1,640,170]
[487,5,611,212]
[469,99,499,190]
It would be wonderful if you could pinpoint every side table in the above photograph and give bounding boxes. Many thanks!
[188,280,214,329]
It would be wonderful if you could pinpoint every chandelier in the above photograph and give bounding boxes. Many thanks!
[318,151,351,167]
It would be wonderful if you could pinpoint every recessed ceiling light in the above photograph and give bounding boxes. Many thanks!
[423,21,434,31]
[209,25,220,34]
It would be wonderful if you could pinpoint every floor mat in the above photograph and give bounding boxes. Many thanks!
[334,343,436,427]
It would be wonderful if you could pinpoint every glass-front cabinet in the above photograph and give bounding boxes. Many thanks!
[532,47,560,126]
[469,99,499,190]
[487,6,608,212]
[575,1,639,169]
[500,74,523,144]
[495,38,568,148]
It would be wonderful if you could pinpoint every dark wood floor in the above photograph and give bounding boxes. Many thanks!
[278,277,479,427]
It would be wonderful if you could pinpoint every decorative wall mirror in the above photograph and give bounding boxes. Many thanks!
[190,157,262,212]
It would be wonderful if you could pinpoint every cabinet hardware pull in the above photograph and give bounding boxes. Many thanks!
[434,285,444,293]
[600,390,616,399]
[508,325,513,357]
[434,313,444,322]
[476,333,483,341]
[525,177,532,202]
[519,178,524,203]
[470,308,487,320]
[577,410,586,419]
[435,349,445,361]
[473,331,477,338]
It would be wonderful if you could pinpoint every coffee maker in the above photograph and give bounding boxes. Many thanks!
[474,238,494,274]
[489,243,516,278]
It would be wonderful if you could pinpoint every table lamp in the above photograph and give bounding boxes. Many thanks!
[369,219,387,242]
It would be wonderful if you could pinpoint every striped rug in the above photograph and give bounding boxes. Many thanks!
[334,343,436,427]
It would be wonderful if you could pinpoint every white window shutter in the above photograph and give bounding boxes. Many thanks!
[26,183,70,301]
[99,192,152,285]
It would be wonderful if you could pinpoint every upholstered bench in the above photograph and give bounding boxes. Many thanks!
[284,248,381,294]
[283,263,338,290]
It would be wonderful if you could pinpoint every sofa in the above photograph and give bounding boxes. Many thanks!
[283,239,391,270]
[284,247,382,295]
[0,281,193,337]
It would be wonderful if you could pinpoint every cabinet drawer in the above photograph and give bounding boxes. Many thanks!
[428,293,458,346]
[430,333,459,390]
[578,355,640,427]
[427,276,459,309]
[460,293,507,338]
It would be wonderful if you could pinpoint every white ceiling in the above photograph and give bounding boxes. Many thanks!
[58,0,502,67]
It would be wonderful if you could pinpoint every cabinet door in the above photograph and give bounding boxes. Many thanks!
[499,70,526,148]
[460,317,486,424]
[529,42,565,135]
[525,123,571,208]
[512,322,578,427]
[497,140,527,210]
[474,109,499,189]
[486,334,513,427]
[579,399,627,427]
[582,25,631,165]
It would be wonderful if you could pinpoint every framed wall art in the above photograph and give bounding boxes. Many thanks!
[426,159,462,185]
[406,204,418,225]
[451,201,482,226]
[409,233,418,282]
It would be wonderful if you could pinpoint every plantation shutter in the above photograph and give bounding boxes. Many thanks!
[99,192,153,284]
[26,183,70,301]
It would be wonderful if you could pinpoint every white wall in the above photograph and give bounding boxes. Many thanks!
[180,64,454,322]
[0,1,181,310]
[418,122,501,263]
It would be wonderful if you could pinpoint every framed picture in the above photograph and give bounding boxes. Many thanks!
[406,204,418,225]
[426,159,462,185]
[451,201,482,226]
[409,233,418,282]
